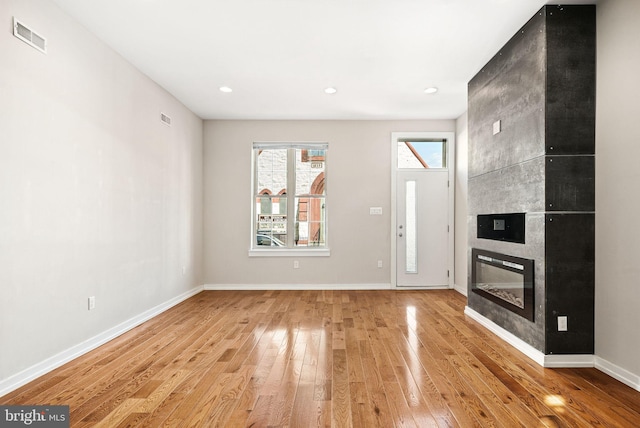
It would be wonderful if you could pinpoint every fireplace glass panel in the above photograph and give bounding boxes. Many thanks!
[475,262,525,309]
[471,248,534,322]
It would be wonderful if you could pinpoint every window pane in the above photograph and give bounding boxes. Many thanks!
[256,232,286,247]
[405,180,417,273]
[256,195,286,217]
[253,143,327,250]
[295,197,325,247]
[257,197,287,246]
[397,141,446,169]
[256,149,287,195]
[296,149,325,195]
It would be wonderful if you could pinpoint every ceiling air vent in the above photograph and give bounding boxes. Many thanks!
[13,17,47,54]
[160,113,172,126]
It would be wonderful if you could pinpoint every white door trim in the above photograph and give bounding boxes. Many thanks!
[390,131,455,289]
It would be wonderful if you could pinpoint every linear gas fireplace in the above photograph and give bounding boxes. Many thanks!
[471,248,535,322]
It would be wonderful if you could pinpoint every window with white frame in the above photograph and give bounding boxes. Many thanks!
[252,142,327,251]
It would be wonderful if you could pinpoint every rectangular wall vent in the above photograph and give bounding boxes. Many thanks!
[13,17,47,54]
[160,113,172,126]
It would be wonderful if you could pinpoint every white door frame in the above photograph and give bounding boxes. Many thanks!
[390,131,455,289]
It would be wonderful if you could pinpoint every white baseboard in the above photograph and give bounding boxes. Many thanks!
[464,306,640,392]
[453,283,467,296]
[595,356,640,392]
[464,306,548,366]
[0,285,204,398]
[204,283,392,291]
[543,354,595,368]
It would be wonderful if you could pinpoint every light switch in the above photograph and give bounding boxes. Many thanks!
[493,120,501,135]
[369,207,383,215]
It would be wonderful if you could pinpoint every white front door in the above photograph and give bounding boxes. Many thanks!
[392,132,454,288]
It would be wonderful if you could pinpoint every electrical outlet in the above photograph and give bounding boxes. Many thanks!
[557,315,567,332]
[293,260,299,269]
[377,260,383,268]
[88,296,96,311]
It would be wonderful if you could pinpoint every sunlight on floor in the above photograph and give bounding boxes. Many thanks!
[544,394,566,413]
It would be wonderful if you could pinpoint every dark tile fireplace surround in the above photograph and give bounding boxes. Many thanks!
[467,5,595,356]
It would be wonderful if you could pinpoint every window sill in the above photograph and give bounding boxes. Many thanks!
[249,248,331,257]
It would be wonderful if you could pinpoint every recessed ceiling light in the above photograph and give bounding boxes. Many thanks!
[424,87,438,94]
[219,86,233,93]
[324,87,337,94]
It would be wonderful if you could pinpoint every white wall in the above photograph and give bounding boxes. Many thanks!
[595,0,640,383]
[203,119,454,287]
[454,112,469,295]
[0,0,203,389]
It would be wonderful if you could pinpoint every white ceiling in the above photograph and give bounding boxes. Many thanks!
[51,0,588,120]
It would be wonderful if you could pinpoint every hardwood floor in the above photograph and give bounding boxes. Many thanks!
[2,290,640,427]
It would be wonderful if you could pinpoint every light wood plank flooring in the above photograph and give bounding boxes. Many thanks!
[2,290,640,427]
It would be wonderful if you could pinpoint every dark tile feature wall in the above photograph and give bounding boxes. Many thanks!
[545,213,595,354]
[467,5,595,355]
[546,156,595,212]
[545,6,596,155]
